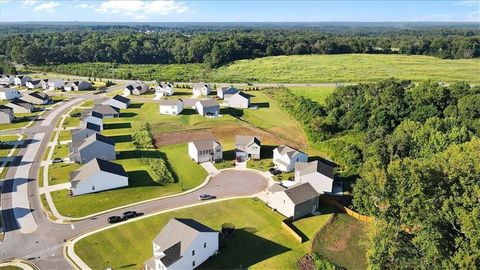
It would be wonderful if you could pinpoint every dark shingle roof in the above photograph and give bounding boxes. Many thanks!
[92,104,119,115]
[112,95,130,104]
[29,91,49,100]
[85,122,101,132]
[295,160,334,179]
[9,99,34,110]
[275,145,305,159]
[70,158,127,188]
[0,105,13,113]
[284,182,318,205]
[160,242,182,267]
[79,133,114,150]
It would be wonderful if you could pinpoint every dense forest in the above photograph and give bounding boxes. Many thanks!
[269,79,480,268]
[0,24,478,67]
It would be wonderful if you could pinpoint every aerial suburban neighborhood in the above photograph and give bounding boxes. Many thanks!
[0,1,478,270]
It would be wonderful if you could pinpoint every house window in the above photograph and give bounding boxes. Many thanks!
[192,250,195,256]
[192,261,196,267]
[204,242,207,248]
[92,186,95,190]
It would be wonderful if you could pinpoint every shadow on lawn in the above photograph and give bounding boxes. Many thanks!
[117,150,161,159]
[119,112,137,118]
[129,103,143,109]
[200,227,291,269]
[109,134,132,143]
[104,122,132,130]
[222,107,244,118]
[127,170,163,187]
[260,145,276,159]
[252,102,270,108]
[181,108,197,115]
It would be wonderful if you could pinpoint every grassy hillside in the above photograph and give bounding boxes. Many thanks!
[212,54,480,83]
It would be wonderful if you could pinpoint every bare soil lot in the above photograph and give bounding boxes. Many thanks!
[153,129,217,147]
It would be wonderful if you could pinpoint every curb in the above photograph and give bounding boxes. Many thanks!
[64,196,255,270]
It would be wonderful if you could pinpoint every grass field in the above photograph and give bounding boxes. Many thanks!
[75,198,334,270]
[212,54,480,83]
[288,86,335,105]
[312,214,370,269]
[48,163,81,186]
[51,144,207,217]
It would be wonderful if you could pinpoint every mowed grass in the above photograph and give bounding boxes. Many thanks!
[48,163,81,186]
[62,116,80,128]
[288,86,335,105]
[51,144,206,217]
[312,214,371,269]
[75,198,334,270]
[212,54,480,83]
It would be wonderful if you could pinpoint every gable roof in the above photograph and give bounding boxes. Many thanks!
[193,82,209,89]
[275,145,305,159]
[231,91,250,100]
[112,95,130,104]
[196,99,218,107]
[78,133,114,150]
[153,218,216,266]
[125,81,148,91]
[222,87,239,95]
[28,91,49,100]
[7,99,34,110]
[284,182,318,205]
[70,158,127,188]
[159,99,182,106]
[295,160,334,179]
[269,183,287,193]
[92,104,120,115]
[0,105,13,113]
[191,140,221,151]
[235,135,260,147]
[157,82,172,89]
[28,79,41,85]
[70,122,100,137]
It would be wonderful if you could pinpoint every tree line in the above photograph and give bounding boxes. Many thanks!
[0,26,478,68]
[267,79,480,268]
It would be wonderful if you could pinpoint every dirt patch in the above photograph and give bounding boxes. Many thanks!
[153,129,217,147]
[211,124,296,147]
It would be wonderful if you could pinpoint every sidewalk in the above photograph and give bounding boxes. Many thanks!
[39,182,71,194]
[200,162,220,175]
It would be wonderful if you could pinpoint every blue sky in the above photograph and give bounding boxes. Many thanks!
[0,0,479,22]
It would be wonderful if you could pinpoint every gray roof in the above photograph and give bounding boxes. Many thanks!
[269,183,287,193]
[28,91,49,100]
[284,182,318,205]
[0,105,13,113]
[222,87,239,95]
[191,140,221,151]
[0,88,16,93]
[125,82,148,91]
[70,158,127,188]
[78,133,114,150]
[112,95,130,104]
[295,160,334,179]
[153,218,216,267]
[159,99,182,106]
[92,104,119,115]
[71,122,101,136]
[275,145,305,159]
[231,91,251,100]
[157,82,172,88]
[196,99,218,107]
[7,99,34,110]
[235,135,261,147]
[193,82,209,89]
[28,79,41,85]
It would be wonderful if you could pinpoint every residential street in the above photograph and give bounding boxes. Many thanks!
[0,90,268,269]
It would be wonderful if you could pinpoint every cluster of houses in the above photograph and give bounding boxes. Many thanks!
[66,95,131,196]
[0,88,52,124]
[188,136,334,222]
[1,74,92,91]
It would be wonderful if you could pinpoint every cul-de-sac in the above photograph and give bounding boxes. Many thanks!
[0,2,479,270]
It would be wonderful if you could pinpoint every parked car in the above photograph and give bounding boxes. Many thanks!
[199,194,216,200]
[52,158,63,163]
[122,211,137,219]
[107,216,123,224]
[268,168,281,175]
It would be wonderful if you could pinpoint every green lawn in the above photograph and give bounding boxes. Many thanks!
[80,100,95,107]
[288,86,336,105]
[62,116,80,128]
[75,198,334,270]
[51,145,206,217]
[48,163,81,186]
[212,54,480,83]
[0,266,22,270]
[52,143,70,159]
[0,115,36,131]
[312,213,371,269]
[58,130,71,142]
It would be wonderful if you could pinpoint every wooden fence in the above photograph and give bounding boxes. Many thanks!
[319,195,374,223]
[281,217,304,243]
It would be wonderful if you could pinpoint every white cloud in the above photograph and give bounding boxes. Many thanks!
[22,0,37,6]
[34,1,59,12]
[77,3,95,9]
[96,0,188,20]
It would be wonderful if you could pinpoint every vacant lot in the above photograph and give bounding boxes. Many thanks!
[154,129,216,147]
[212,54,480,83]
[75,198,334,270]
[312,213,371,269]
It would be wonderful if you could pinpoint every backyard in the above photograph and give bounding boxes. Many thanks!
[74,198,334,270]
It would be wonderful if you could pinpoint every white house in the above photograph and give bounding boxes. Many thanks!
[69,133,115,163]
[70,158,128,196]
[144,218,219,270]
[235,135,261,161]
[192,83,211,96]
[0,105,14,124]
[188,140,223,163]
[294,160,334,194]
[26,79,42,89]
[20,91,52,105]
[273,145,308,172]
[5,99,35,113]
[40,79,50,90]
[14,75,31,86]
[124,81,149,96]
[47,79,65,90]
[80,111,103,131]
[155,82,174,97]
[0,75,15,85]
[195,99,219,117]
[159,99,184,115]
[217,86,239,100]
[267,182,319,220]
[227,92,250,109]
[64,81,92,91]
[102,95,131,109]
[0,88,21,100]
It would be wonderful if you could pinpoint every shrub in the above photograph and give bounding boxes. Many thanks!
[142,158,175,184]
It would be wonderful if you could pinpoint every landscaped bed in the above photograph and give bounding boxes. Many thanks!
[74,198,333,270]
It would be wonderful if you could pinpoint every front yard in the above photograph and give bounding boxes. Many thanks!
[75,198,333,270]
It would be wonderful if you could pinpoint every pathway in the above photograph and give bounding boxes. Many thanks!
[200,162,220,175]
[39,182,71,194]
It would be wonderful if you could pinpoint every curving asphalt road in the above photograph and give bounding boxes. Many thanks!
[0,89,268,269]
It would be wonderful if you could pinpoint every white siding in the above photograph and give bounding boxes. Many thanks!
[159,102,183,115]
[297,173,333,194]
[273,149,308,172]
[0,89,20,100]
[267,191,295,218]
[102,99,127,109]
[72,171,128,196]
[188,142,199,163]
